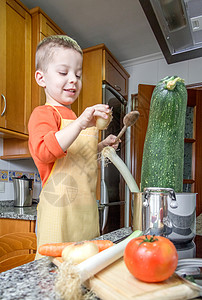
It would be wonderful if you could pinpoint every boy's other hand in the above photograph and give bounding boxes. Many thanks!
[98,134,120,153]
[102,134,120,150]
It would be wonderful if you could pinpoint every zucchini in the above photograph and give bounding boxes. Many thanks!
[141,76,187,192]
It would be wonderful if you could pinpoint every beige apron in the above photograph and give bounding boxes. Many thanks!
[36,105,100,259]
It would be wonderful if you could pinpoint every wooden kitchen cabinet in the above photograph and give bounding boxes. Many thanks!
[0,5,66,160]
[0,7,129,162]
[0,0,31,160]
[0,0,31,135]
[72,44,130,116]
[30,7,66,111]
[104,50,129,97]
[0,219,36,270]
[0,218,36,236]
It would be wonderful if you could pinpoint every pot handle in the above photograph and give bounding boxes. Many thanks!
[143,189,150,207]
[169,189,178,208]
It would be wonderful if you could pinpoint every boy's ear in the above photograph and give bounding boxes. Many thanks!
[35,70,46,88]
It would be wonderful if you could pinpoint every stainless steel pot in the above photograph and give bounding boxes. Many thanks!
[167,193,197,244]
[13,175,34,207]
[132,189,197,244]
[132,187,178,236]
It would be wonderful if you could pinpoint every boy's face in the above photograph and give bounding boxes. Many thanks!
[36,47,82,107]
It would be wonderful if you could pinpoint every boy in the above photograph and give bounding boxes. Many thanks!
[28,35,119,259]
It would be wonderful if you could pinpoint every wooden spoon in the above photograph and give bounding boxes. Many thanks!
[114,110,140,142]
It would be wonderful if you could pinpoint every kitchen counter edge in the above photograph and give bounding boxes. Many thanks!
[0,227,132,300]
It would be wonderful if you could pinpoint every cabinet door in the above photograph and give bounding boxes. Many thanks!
[0,0,6,128]
[79,48,103,113]
[0,219,35,236]
[0,0,31,134]
[131,85,153,188]
[40,14,66,106]
[40,13,64,37]
[31,9,66,110]
[103,51,129,98]
[78,46,129,116]
[0,219,36,262]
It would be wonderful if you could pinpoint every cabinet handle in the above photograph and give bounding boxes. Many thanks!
[1,94,6,116]
[114,85,121,92]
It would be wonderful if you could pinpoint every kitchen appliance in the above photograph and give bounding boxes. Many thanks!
[13,175,33,207]
[139,0,202,64]
[100,83,127,234]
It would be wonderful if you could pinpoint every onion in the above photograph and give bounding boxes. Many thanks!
[61,241,99,264]
[95,109,113,130]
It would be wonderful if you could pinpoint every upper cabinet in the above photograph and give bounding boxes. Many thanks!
[104,50,128,97]
[73,44,129,116]
[0,2,129,159]
[0,0,31,136]
[30,7,66,111]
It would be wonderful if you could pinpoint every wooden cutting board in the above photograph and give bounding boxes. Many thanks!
[51,257,200,300]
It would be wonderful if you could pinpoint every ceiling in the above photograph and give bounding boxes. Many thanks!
[20,0,161,63]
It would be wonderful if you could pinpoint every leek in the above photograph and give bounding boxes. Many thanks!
[102,146,140,193]
[77,230,142,283]
[55,230,142,299]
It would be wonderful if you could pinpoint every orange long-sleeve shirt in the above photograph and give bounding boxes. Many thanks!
[28,105,77,186]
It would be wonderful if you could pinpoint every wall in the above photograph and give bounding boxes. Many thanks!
[121,52,202,98]
[0,139,41,201]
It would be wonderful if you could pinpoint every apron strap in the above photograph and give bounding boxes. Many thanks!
[45,103,63,121]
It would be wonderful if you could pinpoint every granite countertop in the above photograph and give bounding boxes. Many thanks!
[0,227,132,300]
[0,202,201,299]
[0,200,202,235]
[0,201,201,235]
[0,201,37,221]
[1,202,201,234]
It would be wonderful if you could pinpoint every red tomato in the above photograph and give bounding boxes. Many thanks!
[124,235,178,283]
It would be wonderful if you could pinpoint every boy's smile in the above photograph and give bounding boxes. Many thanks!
[36,47,83,107]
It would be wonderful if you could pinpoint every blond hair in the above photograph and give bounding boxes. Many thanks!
[35,35,83,72]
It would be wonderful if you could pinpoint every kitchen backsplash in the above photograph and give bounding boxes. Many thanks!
[0,138,42,201]
[0,169,40,183]
[0,167,42,201]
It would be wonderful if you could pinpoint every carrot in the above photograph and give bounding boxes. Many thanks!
[38,242,74,257]
[38,240,114,257]
[90,240,114,252]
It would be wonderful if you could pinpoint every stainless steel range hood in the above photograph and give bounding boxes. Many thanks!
[139,0,202,64]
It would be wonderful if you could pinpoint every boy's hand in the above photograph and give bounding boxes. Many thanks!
[98,134,120,153]
[77,104,110,130]
[55,104,111,152]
